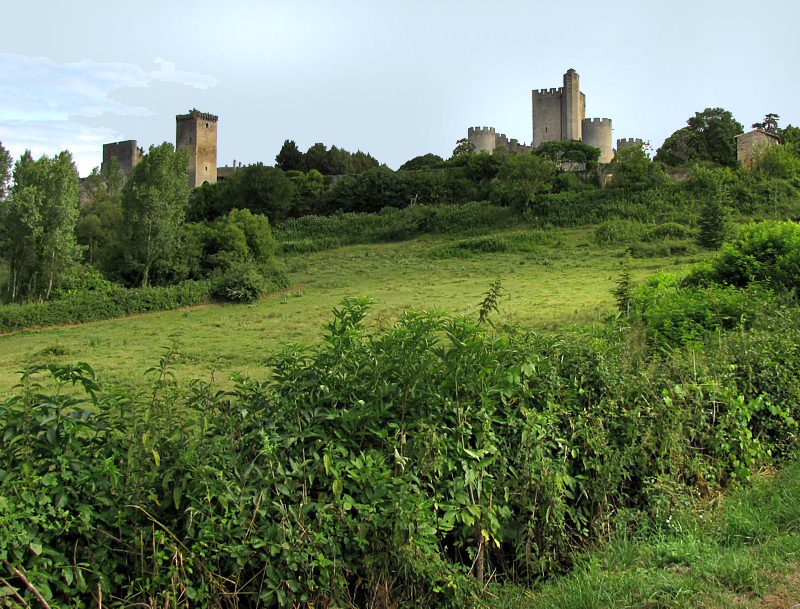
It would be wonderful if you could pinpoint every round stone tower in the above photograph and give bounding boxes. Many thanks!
[581,118,613,163]
[467,126,496,154]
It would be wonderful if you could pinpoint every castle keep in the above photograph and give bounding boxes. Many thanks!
[176,110,218,187]
[101,110,219,188]
[468,69,631,163]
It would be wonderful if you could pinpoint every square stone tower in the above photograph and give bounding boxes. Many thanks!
[101,140,144,181]
[176,110,218,188]
[531,69,586,147]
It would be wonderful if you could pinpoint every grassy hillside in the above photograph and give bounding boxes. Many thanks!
[0,225,704,393]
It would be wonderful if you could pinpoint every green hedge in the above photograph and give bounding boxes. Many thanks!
[0,281,214,333]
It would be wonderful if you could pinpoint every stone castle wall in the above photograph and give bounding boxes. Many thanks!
[531,87,563,147]
[101,140,143,179]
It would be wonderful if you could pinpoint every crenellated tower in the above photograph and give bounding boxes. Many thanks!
[176,109,218,188]
[582,118,613,163]
[467,126,497,154]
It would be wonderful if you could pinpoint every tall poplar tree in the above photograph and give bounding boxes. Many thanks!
[120,142,190,286]
[0,150,80,302]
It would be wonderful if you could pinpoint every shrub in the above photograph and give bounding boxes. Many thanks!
[211,261,288,303]
[686,220,800,290]
[0,281,214,333]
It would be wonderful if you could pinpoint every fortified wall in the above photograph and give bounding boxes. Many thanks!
[617,138,643,152]
[467,127,531,155]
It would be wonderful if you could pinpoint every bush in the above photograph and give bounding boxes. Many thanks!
[593,219,646,244]
[4,297,800,607]
[211,262,288,303]
[274,202,511,253]
[0,281,214,333]
[686,220,800,290]
[632,274,750,349]
[427,230,552,258]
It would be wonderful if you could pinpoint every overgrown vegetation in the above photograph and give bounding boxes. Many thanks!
[4,221,800,607]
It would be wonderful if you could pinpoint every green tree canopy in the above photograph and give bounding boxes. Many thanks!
[0,141,11,201]
[492,153,556,209]
[686,107,744,166]
[398,153,444,171]
[451,138,475,158]
[275,139,305,172]
[654,127,703,166]
[610,143,666,190]
[655,108,743,167]
[753,113,780,134]
[534,140,600,165]
[120,142,191,287]
[0,150,81,301]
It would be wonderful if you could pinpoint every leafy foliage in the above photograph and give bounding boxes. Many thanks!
[4,289,800,607]
[399,153,445,171]
[0,150,82,302]
[119,143,191,286]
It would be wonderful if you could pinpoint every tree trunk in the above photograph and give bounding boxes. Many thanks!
[474,526,485,584]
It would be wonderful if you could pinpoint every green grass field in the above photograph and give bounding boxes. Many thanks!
[0,226,704,393]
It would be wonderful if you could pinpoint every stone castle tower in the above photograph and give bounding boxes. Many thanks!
[101,140,144,181]
[531,69,613,162]
[176,110,218,187]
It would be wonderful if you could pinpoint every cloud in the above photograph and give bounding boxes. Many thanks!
[0,54,218,175]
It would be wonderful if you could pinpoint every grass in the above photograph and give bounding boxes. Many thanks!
[0,224,706,393]
[493,461,800,609]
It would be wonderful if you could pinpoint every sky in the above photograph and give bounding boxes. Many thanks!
[0,0,797,177]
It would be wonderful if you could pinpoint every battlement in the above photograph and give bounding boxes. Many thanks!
[176,109,218,123]
[617,138,642,145]
[583,117,611,125]
[533,87,562,97]
[468,126,496,135]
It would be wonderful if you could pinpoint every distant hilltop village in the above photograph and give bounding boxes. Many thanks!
[467,68,641,162]
[100,69,639,186]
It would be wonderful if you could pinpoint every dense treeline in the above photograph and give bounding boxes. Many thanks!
[0,143,286,314]
[3,224,800,607]
[275,139,380,174]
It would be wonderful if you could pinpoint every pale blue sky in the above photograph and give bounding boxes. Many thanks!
[1,0,797,176]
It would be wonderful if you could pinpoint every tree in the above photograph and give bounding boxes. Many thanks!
[686,107,744,166]
[0,150,81,301]
[535,140,600,165]
[753,113,780,134]
[492,153,556,209]
[654,127,703,166]
[610,142,666,190]
[398,153,444,171]
[120,143,191,286]
[275,139,305,172]
[304,143,332,174]
[225,163,295,223]
[780,125,800,147]
[0,141,11,201]
[452,138,475,158]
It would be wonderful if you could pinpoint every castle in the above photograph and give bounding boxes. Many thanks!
[102,109,221,188]
[467,69,640,163]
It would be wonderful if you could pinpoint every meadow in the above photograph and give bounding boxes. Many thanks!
[0,225,702,393]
